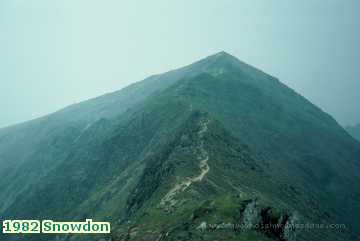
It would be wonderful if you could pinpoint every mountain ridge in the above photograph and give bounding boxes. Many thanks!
[345,123,360,142]
[0,51,276,132]
[1,52,360,241]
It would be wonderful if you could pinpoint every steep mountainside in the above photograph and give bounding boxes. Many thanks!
[1,52,360,241]
[346,124,360,142]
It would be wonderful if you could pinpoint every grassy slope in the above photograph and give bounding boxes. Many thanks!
[1,53,360,241]
[166,72,360,233]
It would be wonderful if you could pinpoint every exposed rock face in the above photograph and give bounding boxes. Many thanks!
[238,199,298,241]
[196,221,207,231]
[260,207,298,241]
[2,52,359,241]
[283,214,299,241]
[241,200,261,229]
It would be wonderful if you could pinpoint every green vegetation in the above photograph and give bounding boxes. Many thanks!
[0,52,359,241]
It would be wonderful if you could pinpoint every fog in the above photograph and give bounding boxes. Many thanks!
[1,0,359,127]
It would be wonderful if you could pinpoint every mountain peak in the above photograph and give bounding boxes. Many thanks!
[189,51,272,81]
[187,51,244,76]
[2,50,360,241]
[212,50,234,57]
[205,51,239,63]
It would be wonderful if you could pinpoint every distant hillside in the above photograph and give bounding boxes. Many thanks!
[1,52,360,241]
[346,124,360,142]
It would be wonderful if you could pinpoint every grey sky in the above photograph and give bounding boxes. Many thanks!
[1,0,359,128]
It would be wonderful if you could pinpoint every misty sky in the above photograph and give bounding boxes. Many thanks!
[1,0,360,128]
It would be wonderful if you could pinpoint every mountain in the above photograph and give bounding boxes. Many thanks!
[1,52,360,241]
[346,124,360,142]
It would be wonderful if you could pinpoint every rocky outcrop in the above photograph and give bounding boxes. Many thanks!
[240,199,261,229]
[238,199,298,241]
[282,214,299,241]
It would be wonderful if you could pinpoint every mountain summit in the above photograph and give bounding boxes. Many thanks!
[1,52,360,241]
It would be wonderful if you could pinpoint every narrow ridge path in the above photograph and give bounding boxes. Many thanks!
[160,119,210,208]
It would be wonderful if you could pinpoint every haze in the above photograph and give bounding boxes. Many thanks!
[1,0,359,128]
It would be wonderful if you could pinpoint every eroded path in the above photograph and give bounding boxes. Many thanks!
[160,119,210,208]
